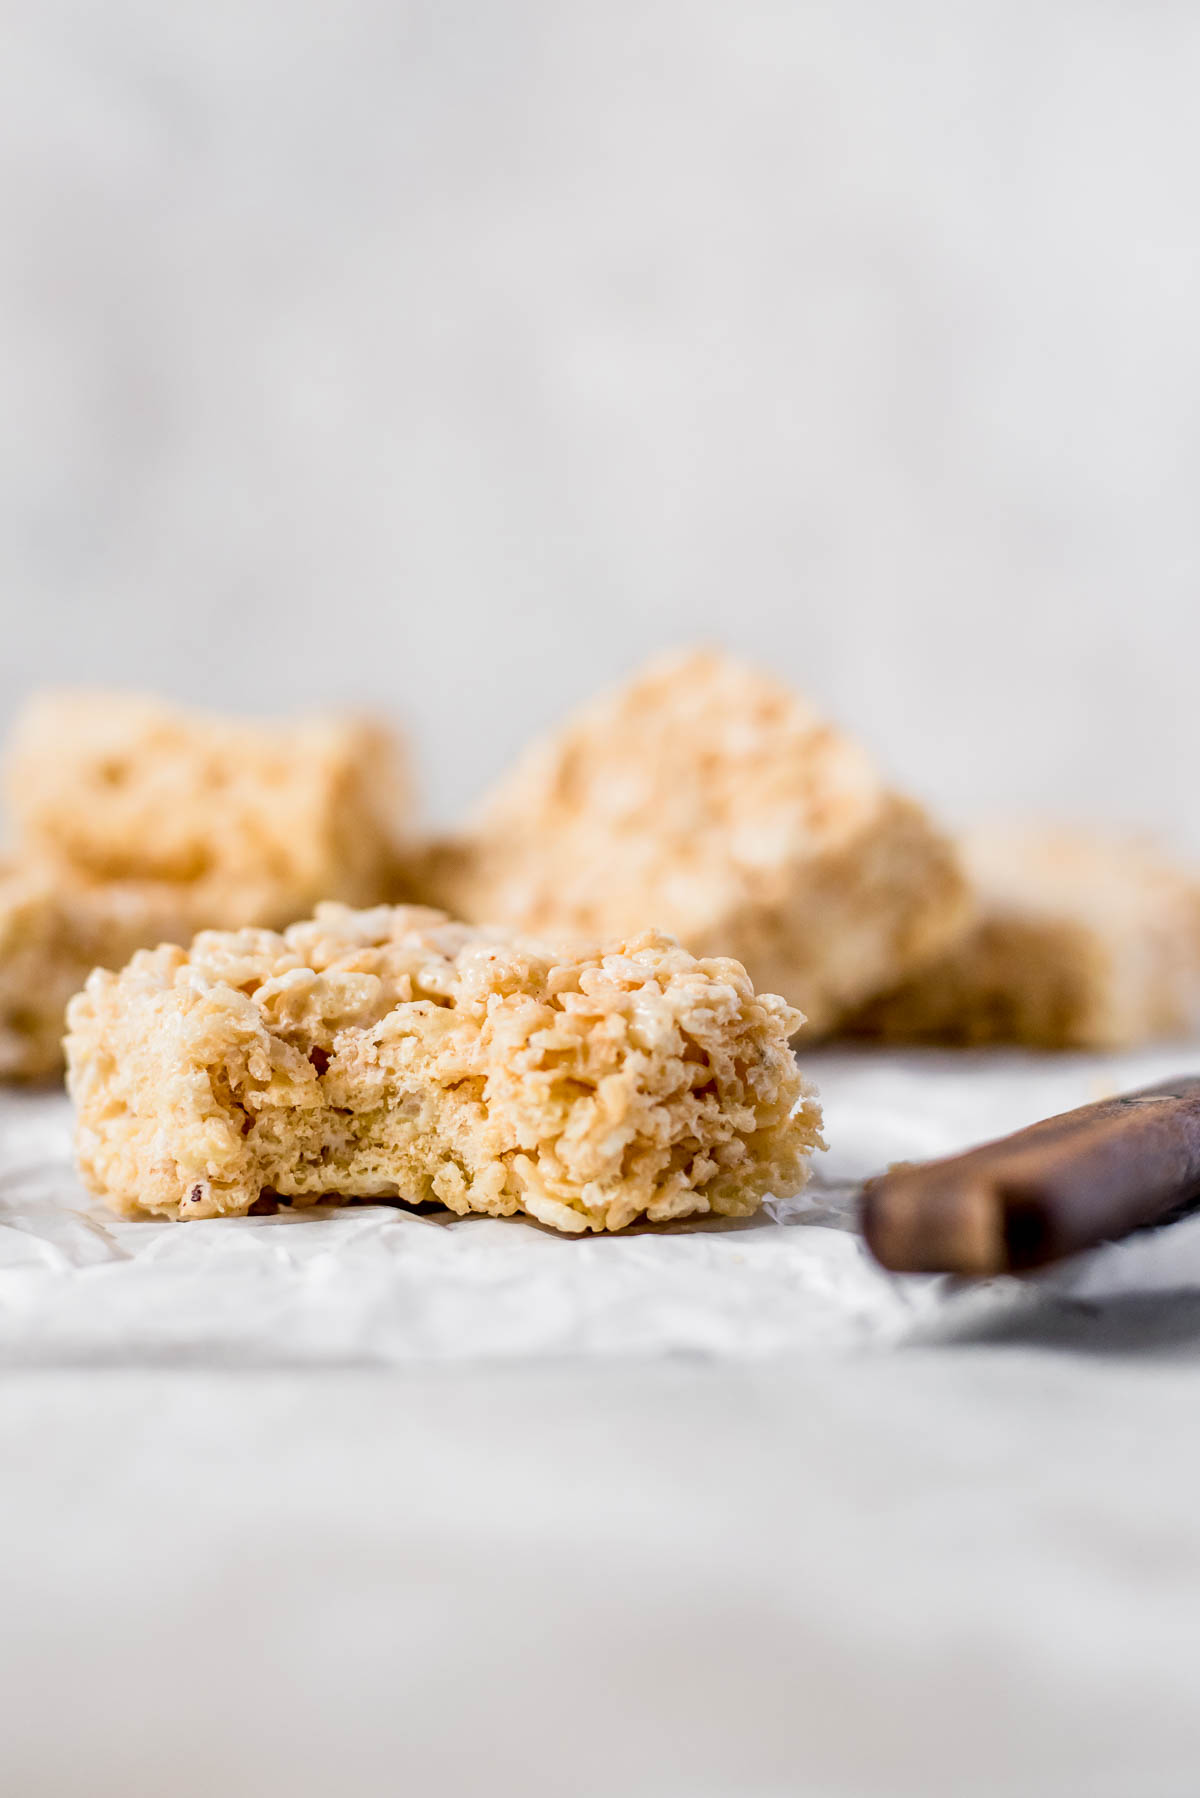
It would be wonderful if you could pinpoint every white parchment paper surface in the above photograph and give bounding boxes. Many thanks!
[3,1046,1199,1366]
[4,1046,1200,1798]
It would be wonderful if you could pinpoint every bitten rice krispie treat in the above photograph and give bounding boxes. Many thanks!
[846,829,1200,1049]
[411,651,970,1034]
[6,691,407,929]
[66,903,822,1230]
[0,862,199,1080]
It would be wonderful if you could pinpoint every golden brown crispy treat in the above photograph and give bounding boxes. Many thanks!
[0,862,200,1080]
[6,692,407,928]
[846,829,1200,1049]
[66,903,822,1230]
[411,651,969,1034]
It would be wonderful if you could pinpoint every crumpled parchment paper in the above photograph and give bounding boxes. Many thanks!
[2,1043,1199,1367]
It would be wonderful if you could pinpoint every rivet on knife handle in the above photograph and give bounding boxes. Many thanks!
[861,1076,1200,1277]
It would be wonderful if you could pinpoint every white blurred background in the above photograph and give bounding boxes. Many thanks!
[2,0,1198,842]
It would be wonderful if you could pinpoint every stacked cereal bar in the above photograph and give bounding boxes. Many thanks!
[846,828,1200,1049]
[0,864,200,1081]
[413,650,970,1035]
[0,693,408,1077]
[7,691,406,926]
[66,903,822,1231]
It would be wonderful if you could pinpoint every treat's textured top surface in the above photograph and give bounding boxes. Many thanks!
[6,691,407,924]
[66,903,821,1232]
[417,649,969,1031]
[462,649,882,929]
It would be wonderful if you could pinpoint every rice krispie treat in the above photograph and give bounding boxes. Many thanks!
[0,863,199,1080]
[846,829,1200,1049]
[66,903,822,1230]
[412,651,969,1034]
[7,692,407,929]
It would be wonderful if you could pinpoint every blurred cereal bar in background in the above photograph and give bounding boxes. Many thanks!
[0,863,201,1080]
[7,691,409,929]
[0,692,410,1078]
[845,828,1200,1049]
[410,649,970,1034]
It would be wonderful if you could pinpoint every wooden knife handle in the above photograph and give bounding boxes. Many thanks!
[861,1076,1200,1276]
